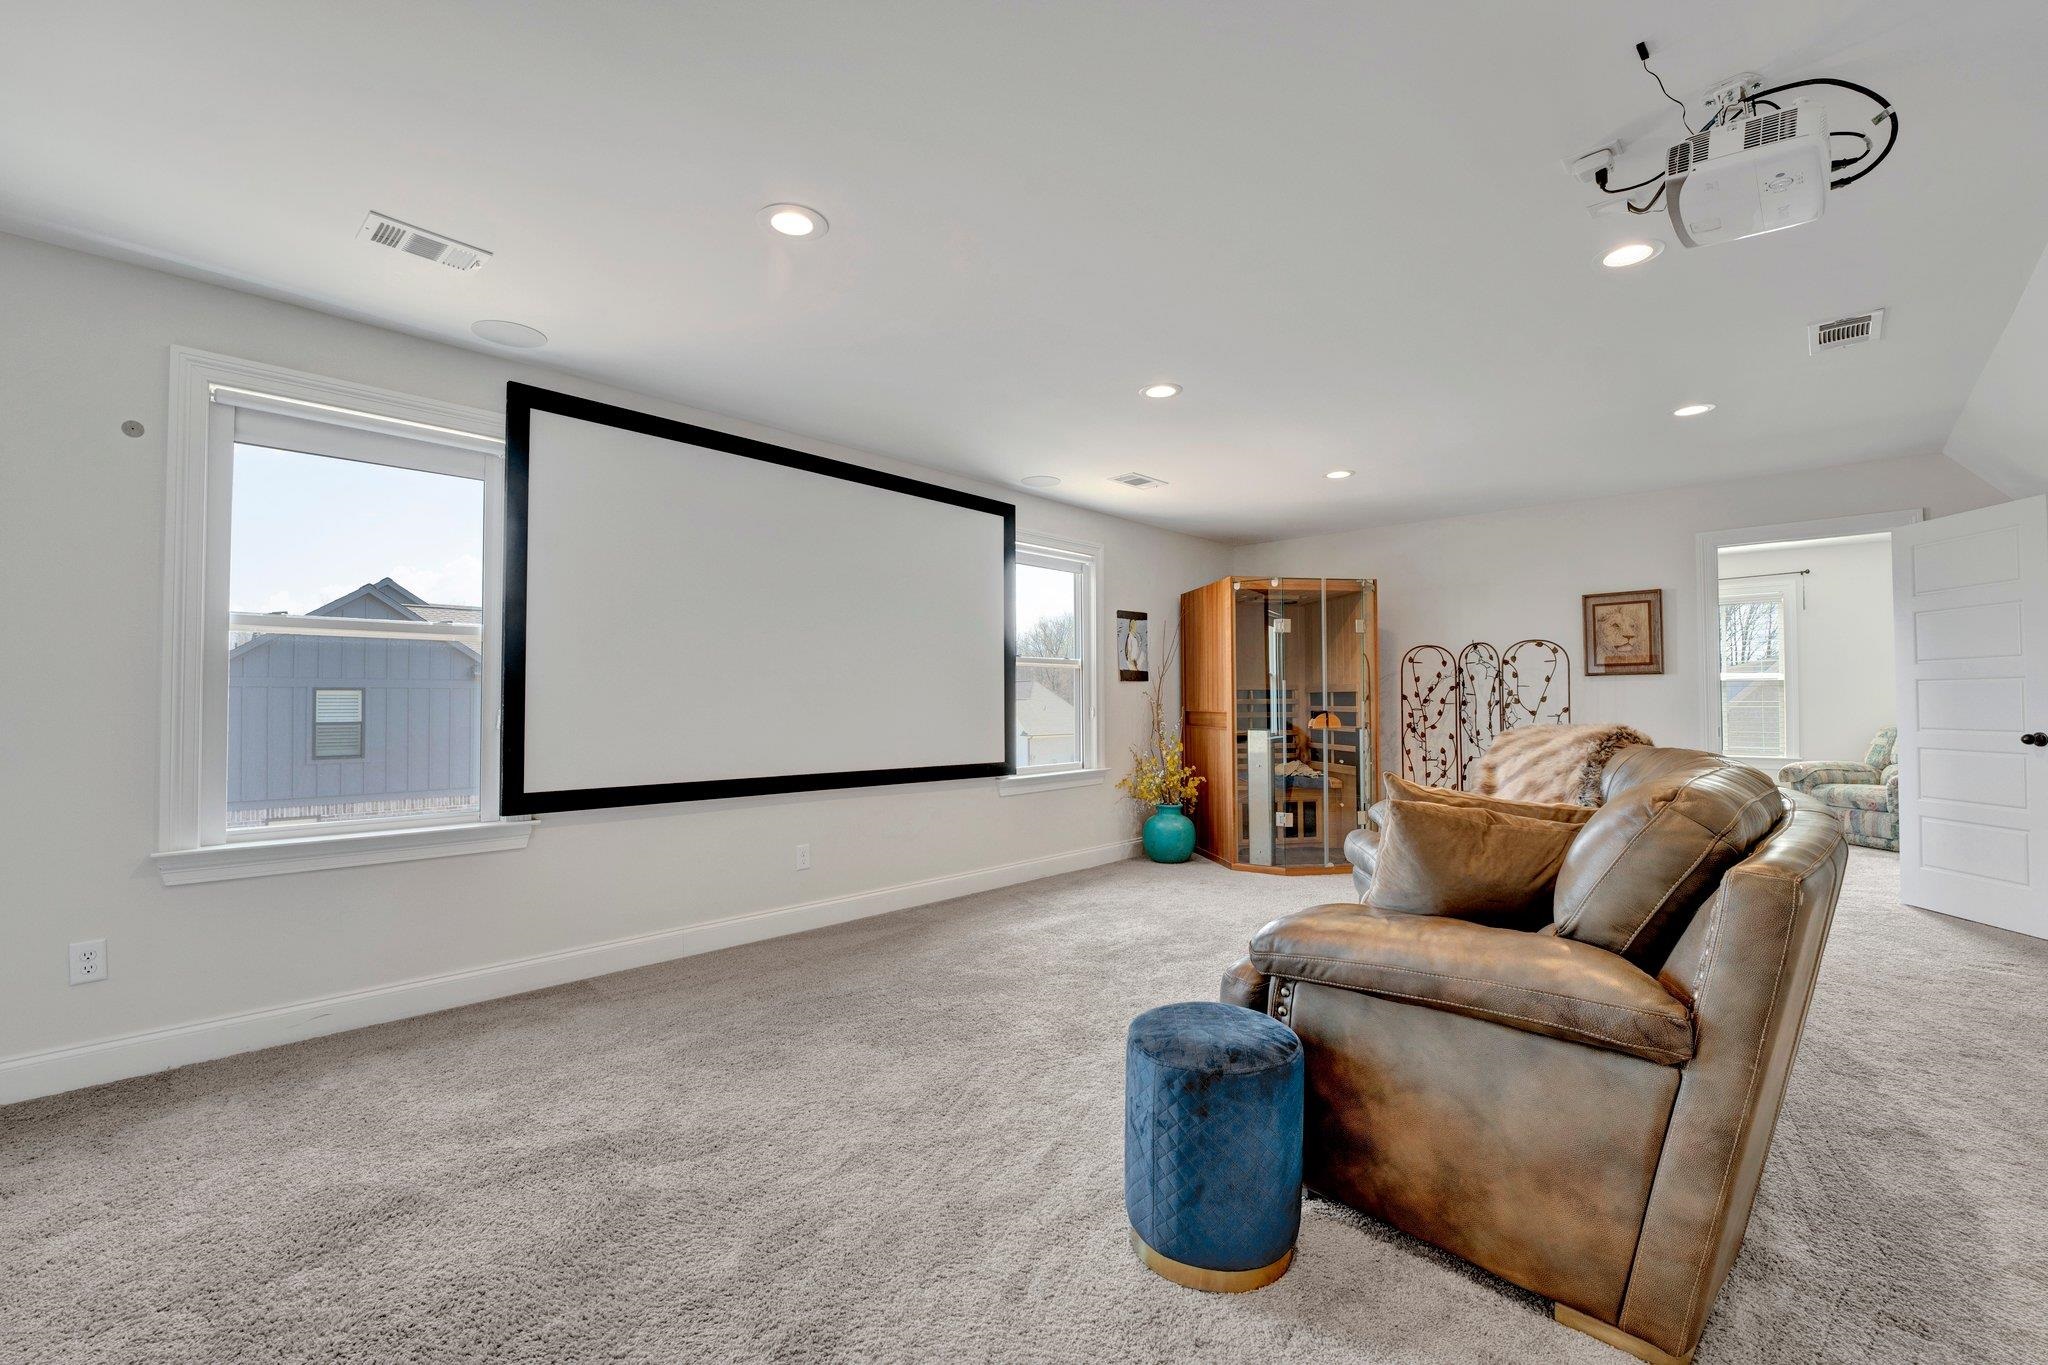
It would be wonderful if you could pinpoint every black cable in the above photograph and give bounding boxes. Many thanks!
[1627,183,1667,215]
[1745,76,1898,188]
[1636,41,1695,134]
[1830,129,1873,170]
[1596,166,1666,195]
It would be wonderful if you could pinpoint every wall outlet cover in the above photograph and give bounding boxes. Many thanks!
[69,938,107,985]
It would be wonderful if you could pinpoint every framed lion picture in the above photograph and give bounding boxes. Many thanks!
[1583,589,1664,675]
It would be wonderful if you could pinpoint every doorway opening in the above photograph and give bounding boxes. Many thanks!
[1715,532,1892,770]
[1698,510,1921,850]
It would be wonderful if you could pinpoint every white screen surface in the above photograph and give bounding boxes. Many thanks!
[510,395,1011,808]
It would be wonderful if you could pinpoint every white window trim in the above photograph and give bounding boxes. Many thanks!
[1001,533,1106,792]
[154,820,535,886]
[1717,574,1802,762]
[154,347,532,884]
[996,765,1109,796]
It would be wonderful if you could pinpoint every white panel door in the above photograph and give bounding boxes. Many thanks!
[1893,496,2048,937]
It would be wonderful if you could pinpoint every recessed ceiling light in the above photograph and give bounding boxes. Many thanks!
[760,203,828,238]
[1602,241,1664,268]
[1021,475,1061,488]
[1325,469,1355,480]
[1673,402,1717,417]
[471,319,547,348]
[1141,383,1182,399]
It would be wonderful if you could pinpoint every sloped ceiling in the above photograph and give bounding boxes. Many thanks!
[1947,241,2048,498]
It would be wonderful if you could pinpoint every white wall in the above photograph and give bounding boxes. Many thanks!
[0,233,1231,1095]
[1230,456,2004,761]
[1717,537,1895,767]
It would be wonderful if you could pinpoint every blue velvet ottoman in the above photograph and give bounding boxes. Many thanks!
[1124,1001,1304,1292]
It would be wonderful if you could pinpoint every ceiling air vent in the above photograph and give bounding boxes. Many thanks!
[357,212,491,272]
[1109,472,1169,489]
[1807,308,1885,355]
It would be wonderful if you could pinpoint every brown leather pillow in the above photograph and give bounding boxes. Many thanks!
[1381,773,1597,825]
[1365,799,1583,928]
[1552,763,1783,966]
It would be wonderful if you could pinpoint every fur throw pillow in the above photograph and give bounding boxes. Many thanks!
[1471,723,1653,807]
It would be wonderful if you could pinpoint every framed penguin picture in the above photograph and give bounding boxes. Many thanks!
[1116,610,1149,682]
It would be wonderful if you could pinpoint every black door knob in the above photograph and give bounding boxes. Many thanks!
[2024,733,2047,746]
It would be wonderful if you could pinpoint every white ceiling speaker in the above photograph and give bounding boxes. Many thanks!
[1020,475,1060,488]
[358,212,491,271]
[472,319,547,349]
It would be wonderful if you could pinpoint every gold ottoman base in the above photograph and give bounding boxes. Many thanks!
[1129,1227,1294,1293]
[1553,1304,1696,1365]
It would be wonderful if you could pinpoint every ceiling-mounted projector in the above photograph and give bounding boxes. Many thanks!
[1662,99,1828,247]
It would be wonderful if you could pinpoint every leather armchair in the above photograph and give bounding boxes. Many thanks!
[1221,749,1847,1365]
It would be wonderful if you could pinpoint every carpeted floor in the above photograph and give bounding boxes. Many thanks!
[5,849,2046,1363]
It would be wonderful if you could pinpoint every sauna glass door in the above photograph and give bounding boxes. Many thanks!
[1314,583,1370,864]
[1233,579,1370,869]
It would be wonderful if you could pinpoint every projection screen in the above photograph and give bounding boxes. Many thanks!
[502,384,1014,814]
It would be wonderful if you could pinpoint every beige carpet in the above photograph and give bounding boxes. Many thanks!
[5,849,2046,1363]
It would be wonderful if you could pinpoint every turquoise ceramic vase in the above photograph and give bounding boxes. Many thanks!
[1142,802,1197,864]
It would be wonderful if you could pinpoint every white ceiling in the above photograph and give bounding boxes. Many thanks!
[4,1,2046,543]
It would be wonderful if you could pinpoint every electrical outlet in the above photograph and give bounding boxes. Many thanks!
[69,939,107,985]
[795,843,811,870]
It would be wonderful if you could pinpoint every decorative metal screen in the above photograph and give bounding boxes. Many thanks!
[1456,643,1502,790]
[1401,639,1573,789]
[1398,645,1459,788]
[1500,639,1572,731]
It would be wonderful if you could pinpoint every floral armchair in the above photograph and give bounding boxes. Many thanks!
[1779,726,1899,851]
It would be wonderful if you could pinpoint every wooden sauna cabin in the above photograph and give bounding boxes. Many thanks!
[1179,577,1379,874]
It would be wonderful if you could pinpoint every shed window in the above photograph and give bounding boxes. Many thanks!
[313,688,365,759]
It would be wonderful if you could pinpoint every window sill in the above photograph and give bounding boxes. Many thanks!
[998,767,1108,797]
[154,818,534,886]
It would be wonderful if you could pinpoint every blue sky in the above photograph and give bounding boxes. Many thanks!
[1015,562,1074,636]
[230,445,483,614]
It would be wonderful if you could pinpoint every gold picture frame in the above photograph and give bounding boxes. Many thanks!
[1583,589,1664,676]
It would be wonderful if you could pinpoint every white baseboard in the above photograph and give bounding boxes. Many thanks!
[0,838,1139,1106]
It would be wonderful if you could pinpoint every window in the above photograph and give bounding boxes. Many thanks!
[226,430,486,831]
[1718,575,1801,760]
[1011,540,1100,778]
[155,349,531,883]
[312,689,365,759]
